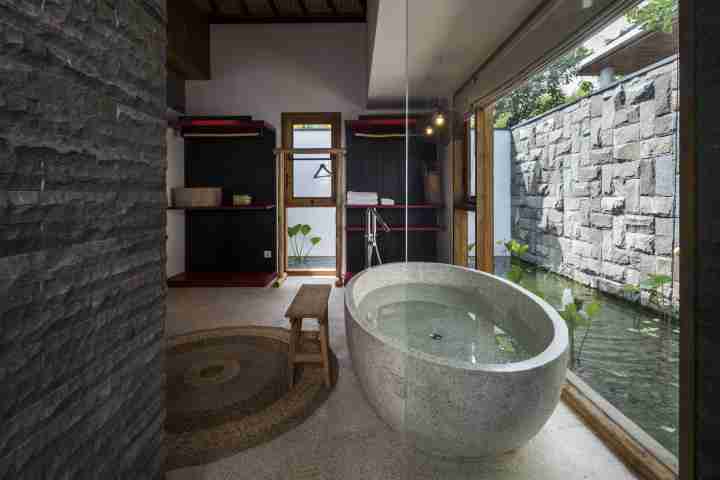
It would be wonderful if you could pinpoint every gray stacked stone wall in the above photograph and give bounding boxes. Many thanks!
[511,58,679,307]
[1,1,166,478]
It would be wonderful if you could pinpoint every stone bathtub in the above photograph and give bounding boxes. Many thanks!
[344,262,569,458]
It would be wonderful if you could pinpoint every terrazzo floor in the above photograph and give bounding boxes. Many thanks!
[165,277,638,480]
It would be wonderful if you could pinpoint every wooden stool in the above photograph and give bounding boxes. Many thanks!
[285,284,332,388]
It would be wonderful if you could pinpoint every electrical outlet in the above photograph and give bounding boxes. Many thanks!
[264,250,272,259]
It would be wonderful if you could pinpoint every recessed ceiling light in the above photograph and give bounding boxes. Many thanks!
[582,0,593,9]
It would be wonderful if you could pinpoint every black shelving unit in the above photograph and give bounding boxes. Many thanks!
[344,117,443,280]
[168,117,278,287]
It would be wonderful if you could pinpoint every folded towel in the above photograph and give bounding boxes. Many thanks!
[348,191,378,199]
[347,191,379,205]
[380,198,395,205]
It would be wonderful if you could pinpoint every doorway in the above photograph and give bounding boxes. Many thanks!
[282,113,342,276]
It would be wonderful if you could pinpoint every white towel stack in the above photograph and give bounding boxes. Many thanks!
[347,191,379,205]
[380,198,395,206]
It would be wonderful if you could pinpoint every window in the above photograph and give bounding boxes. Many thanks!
[282,113,340,207]
[281,113,341,275]
[291,124,333,198]
[466,114,476,200]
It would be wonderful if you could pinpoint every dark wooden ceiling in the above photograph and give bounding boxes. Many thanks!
[192,0,366,23]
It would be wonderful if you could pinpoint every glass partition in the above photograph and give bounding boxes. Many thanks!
[392,0,680,472]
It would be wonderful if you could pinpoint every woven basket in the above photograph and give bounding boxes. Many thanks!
[172,187,222,207]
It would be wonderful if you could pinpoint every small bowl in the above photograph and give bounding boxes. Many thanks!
[233,195,252,206]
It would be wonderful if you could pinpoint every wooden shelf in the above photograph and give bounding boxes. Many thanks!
[168,271,278,287]
[346,203,442,209]
[346,225,444,232]
[167,204,275,211]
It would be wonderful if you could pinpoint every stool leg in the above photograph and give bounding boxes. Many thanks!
[288,318,300,388]
[319,316,331,388]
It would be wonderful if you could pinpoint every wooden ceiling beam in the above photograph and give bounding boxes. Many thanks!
[237,0,251,16]
[326,0,338,15]
[208,14,365,23]
[267,0,280,16]
[297,0,309,16]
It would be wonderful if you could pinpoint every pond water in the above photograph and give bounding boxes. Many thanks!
[511,260,679,457]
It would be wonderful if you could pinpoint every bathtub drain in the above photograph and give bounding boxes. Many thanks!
[429,333,443,341]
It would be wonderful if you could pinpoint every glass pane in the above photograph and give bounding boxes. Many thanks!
[287,207,335,270]
[467,210,475,269]
[292,159,332,198]
[468,115,476,198]
[292,124,333,198]
[496,0,680,457]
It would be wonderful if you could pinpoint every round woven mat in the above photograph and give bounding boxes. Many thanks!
[165,326,338,470]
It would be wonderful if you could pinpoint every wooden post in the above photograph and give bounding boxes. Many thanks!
[475,108,494,273]
[452,115,469,267]
[453,209,468,267]
[276,151,288,280]
[336,152,345,285]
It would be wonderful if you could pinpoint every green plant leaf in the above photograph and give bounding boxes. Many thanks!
[585,301,601,318]
[560,303,578,329]
[310,236,321,245]
[288,224,301,237]
[641,274,673,290]
[300,224,312,236]
[507,265,523,283]
[575,311,592,327]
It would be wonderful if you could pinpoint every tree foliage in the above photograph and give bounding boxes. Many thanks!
[626,0,677,33]
[494,47,592,129]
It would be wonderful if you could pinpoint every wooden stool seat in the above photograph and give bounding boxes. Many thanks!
[285,285,332,388]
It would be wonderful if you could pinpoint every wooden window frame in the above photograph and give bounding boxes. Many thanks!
[474,108,495,274]
[282,112,341,207]
[453,108,494,273]
[280,113,343,282]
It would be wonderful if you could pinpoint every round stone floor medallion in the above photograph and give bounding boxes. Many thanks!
[165,326,338,470]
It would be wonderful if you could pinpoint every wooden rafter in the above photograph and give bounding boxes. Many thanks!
[208,14,364,23]
[267,0,280,16]
[297,0,309,15]
[237,0,251,16]
[326,0,338,15]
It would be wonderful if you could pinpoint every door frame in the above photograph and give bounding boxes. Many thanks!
[281,112,343,280]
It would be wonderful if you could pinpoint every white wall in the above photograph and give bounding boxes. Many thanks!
[166,128,185,277]
[185,23,368,260]
[186,23,368,143]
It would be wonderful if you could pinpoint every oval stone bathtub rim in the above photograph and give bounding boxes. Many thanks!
[345,262,569,374]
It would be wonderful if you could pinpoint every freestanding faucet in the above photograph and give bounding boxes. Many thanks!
[365,207,391,269]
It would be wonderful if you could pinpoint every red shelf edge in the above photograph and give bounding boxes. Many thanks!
[167,204,275,211]
[345,225,444,232]
[346,203,443,209]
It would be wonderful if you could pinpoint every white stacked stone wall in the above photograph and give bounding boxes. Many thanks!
[510,58,680,307]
